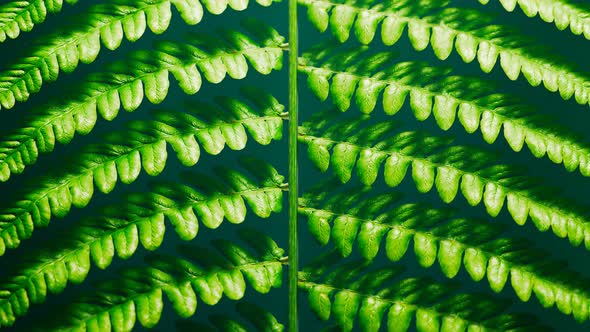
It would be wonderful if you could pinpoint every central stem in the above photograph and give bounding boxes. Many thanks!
[288,0,299,329]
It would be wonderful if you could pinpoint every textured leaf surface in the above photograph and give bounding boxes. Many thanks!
[28,232,283,331]
[299,46,590,176]
[0,23,284,182]
[299,257,549,332]
[300,186,590,321]
[300,114,590,249]
[175,302,285,332]
[299,0,590,106]
[0,159,284,327]
[0,89,284,258]
[0,0,79,44]
[0,0,281,111]
[477,0,590,40]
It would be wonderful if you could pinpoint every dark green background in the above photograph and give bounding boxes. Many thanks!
[0,0,589,330]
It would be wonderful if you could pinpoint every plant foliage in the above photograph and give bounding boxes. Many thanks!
[299,0,590,106]
[301,115,590,250]
[477,0,590,39]
[0,0,79,42]
[28,231,285,331]
[301,184,590,322]
[0,0,587,330]
[300,45,590,176]
[300,255,551,332]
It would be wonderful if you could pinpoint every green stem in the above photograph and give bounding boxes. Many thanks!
[288,0,299,328]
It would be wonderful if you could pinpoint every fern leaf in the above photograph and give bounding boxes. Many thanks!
[0,0,279,111]
[299,0,590,105]
[0,0,78,43]
[0,160,284,327]
[301,186,590,321]
[299,257,550,332]
[0,92,284,256]
[176,302,285,332]
[28,231,283,331]
[300,115,590,248]
[478,0,590,39]
[300,46,590,175]
[0,23,284,183]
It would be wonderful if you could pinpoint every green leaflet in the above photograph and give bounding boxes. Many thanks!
[477,0,590,40]
[0,0,280,111]
[176,302,285,332]
[0,22,284,183]
[331,215,360,257]
[0,0,79,43]
[30,233,283,331]
[299,260,549,332]
[299,0,590,106]
[299,46,590,177]
[0,93,284,256]
[236,302,285,331]
[299,187,590,321]
[0,160,284,327]
[300,114,590,250]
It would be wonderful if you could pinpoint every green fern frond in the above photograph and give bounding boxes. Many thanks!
[0,159,284,327]
[477,0,590,39]
[29,231,284,331]
[0,25,284,182]
[0,0,78,43]
[299,115,590,248]
[0,93,284,256]
[299,256,549,332]
[175,302,285,331]
[0,87,284,183]
[0,0,280,111]
[299,0,590,106]
[301,186,590,321]
[300,46,590,175]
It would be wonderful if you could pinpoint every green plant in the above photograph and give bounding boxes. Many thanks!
[0,0,588,330]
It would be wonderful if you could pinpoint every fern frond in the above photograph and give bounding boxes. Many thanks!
[0,84,284,182]
[176,302,285,331]
[300,115,590,248]
[0,0,279,111]
[29,231,284,331]
[0,159,284,327]
[299,0,590,105]
[301,186,590,321]
[0,24,284,182]
[299,257,549,332]
[478,0,590,39]
[300,46,590,175]
[0,0,78,43]
[0,92,284,256]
